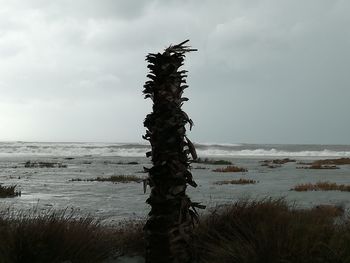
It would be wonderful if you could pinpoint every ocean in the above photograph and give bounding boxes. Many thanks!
[1,141,350,158]
[1,141,350,224]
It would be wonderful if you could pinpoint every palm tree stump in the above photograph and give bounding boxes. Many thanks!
[143,40,203,263]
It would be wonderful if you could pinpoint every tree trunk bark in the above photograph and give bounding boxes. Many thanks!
[143,40,202,263]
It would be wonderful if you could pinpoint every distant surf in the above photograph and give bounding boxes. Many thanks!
[0,141,349,158]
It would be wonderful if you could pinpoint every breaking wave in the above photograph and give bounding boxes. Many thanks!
[0,142,349,158]
[196,148,350,157]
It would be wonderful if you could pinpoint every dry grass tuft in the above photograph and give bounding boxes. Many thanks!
[213,166,248,173]
[297,164,339,169]
[24,161,67,168]
[214,179,257,185]
[0,184,21,198]
[292,181,350,192]
[313,158,350,166]
[296,158,350,169]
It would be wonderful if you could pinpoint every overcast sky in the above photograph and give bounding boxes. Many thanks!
[0,0,349,144]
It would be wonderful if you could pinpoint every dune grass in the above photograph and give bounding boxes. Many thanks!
[0,209,145,263]
[193,199,349,263]
[71,175,143,183]
[0,184,21,198]
[0,210,114,263]
[292,181,350,192]
[213,165,248,173]
[1,199,350,262]
[214,179,257,185]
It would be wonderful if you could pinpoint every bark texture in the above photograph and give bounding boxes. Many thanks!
[143,40,203,263]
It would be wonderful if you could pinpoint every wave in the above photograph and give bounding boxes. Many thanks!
[1,142,350,158]
[197,148,350,157]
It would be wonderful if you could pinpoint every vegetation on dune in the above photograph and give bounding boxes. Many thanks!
[193,158,232,165]
[71,175,143,183]
[213,165,248,173]
[214,179,257,185]
[0,210,113,263]
[0,184,21,198]
[292,181,350,192]
[194,199,349,263]
[0,199,349,262]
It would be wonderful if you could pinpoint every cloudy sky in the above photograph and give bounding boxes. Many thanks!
[0,0,349,144]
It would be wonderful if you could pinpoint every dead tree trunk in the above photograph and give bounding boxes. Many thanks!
[143,40,203,263]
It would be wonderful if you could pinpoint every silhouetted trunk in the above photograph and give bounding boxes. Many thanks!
[143,40,203,263]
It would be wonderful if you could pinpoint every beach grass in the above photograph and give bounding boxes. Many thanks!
[292,181,350,192]
[212,165,248,173]
[0,210,115,263]
[194,199,348,263]
[214,179,257,185]
[0,199,349,262]
[0,184,21,198]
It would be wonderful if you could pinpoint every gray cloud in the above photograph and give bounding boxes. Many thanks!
[0,0,349,143]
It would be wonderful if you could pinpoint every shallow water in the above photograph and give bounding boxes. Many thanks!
[1,154,350,225]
